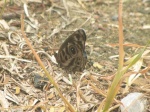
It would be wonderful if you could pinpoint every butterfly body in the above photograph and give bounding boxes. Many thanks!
[54,29,87,72]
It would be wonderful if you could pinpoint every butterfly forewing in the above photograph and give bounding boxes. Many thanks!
[54,29,87,72]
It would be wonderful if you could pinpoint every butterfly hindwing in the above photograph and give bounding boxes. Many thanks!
[54,29,87,72]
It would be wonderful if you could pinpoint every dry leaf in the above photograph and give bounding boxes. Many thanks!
[93,62,103,69]
[15,87,21,94]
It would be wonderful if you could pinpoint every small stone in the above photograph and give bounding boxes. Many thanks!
[120,92,147,112]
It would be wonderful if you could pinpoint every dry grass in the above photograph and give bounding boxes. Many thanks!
[0,0,150,111]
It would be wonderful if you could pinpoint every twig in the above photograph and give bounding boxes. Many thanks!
[48,17,77,38]
[63,0,70,17]
[78,13,94,29]
[0,55,31,62]
[52,9,68,22]
[77,0,87,10]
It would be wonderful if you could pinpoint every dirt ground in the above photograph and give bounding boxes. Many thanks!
[0,0,150,111]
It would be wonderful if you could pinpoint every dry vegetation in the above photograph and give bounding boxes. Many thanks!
[0,0,150,112]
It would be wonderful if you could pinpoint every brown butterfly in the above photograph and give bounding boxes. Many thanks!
[54,29,87,73]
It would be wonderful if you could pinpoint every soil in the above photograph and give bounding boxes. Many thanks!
[0,0,150,111]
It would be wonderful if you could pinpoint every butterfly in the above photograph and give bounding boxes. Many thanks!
[54,29,87,73]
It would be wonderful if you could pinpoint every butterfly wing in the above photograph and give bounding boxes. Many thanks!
[54,29,87,72]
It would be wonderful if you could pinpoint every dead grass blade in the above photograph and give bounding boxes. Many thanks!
[20,14,75,112]
[102,1,124,111]
[101,0,147,111]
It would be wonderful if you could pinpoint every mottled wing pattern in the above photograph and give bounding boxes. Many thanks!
[54,29,87,72]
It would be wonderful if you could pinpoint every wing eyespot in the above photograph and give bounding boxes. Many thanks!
[69,45,77,55]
